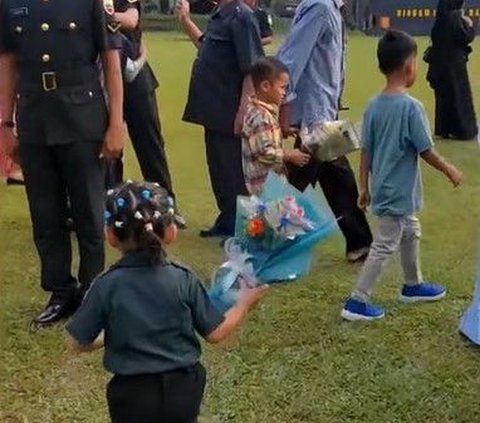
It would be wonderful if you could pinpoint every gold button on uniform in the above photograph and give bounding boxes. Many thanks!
[41,23,49,31]
[15,26,22,33]
[42,54,50,62]
[69,22,77,30]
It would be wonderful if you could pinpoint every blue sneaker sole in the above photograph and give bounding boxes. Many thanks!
[341,309,385,321]
[399,290,446,303]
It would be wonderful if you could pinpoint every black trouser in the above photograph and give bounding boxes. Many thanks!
[288,139,372,253]
[204,128,248,235]
[107,364,206,423]
[105,86,175,198]
[20,142,105,298]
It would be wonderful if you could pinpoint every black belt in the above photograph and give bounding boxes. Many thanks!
[18,66,99,93]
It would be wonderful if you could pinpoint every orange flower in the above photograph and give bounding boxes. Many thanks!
[247,218,265,237]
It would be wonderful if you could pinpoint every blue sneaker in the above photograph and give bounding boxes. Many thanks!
[341,298,385,321]
[400,283,446,303]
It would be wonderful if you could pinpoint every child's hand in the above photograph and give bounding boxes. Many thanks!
[357,190,371,211]
[463,16,473,27]
[237,281,269,311]
[175,0,190,22]
[282,126,299,138]
[446,165,463,187]
[285,149,310,167]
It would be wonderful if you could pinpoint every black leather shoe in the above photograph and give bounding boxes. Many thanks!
[6,177,25,186]
[174,212,187,230]
[31,296,80,330]
[199,226,232,238]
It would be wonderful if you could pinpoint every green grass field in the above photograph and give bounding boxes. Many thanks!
[2,31,480,423]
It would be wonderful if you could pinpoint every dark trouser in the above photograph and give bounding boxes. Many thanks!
[19,142,105,298]
[204,128,248,234]
[434,86,478,140]
[288,140,372,254]
[105,88,175,198]
[107,364,206,423]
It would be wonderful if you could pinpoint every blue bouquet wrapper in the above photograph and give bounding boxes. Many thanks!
[208,173,338,312]
[207,239,259,314]
[460,268,480,345]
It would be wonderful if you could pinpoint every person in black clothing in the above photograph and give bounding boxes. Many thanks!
[244,0,274,45]
[177,0,264,238]
[106,0,187,228]
[67,182,267,423]
[0,0,124,328]
[427,0,477,141]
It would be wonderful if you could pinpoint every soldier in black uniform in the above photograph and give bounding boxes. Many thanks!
[0,0,124,328]
[105,0,186,228]
[177,0,264,238]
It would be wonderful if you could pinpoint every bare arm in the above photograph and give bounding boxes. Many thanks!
[67,332,104,354]
[0,53,16,121]
[100,49,124,159]
[114,8,139,31]
[358,149,370,194]
[206,284,268,344]
[420,149,463,186]
[357,149,371,211]
[0,53,20,163]
[206,303,250,344]
[176,0,203,49]
[234,75,255,135]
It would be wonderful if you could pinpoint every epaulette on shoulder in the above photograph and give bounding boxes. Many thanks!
[95,264,119,281]
[169,260,193,274]
[82,266,115,297]
[234,2,254,18]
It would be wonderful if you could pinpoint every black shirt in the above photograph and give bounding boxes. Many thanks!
[113,0,158,92]
[114,0,141,59]
[254,7,273,39]
[0,0,121,145]
[182,0,264,134]
[67,251,225,375]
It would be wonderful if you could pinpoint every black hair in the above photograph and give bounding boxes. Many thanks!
[377,30,418,75]
[105,181,175,265]
[249,56,289,91]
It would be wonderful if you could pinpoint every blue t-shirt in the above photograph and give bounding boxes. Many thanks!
[67,251,225,376]
[362,93,434,216]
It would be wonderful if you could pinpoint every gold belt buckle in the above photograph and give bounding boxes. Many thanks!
[42,72,57,92]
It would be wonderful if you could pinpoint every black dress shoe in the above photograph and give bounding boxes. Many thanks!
[174,212,187,230]
[31,297,80,330]
[199,226,232,238]
[6,177,25,186]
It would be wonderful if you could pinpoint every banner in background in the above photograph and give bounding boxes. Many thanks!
[370,0,480,35]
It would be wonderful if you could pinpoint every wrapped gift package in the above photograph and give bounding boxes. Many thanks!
[300,120,361,162]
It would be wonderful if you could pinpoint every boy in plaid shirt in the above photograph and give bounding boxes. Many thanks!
[242,57,310,195]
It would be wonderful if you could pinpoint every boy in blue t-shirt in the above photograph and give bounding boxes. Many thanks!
[341,30,463,321]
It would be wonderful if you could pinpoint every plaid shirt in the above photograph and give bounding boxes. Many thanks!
[242,99,285,195]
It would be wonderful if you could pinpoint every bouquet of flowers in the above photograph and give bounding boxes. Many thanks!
[460,263,480,345]
[300,120,361,162]
[208,173,338,313]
